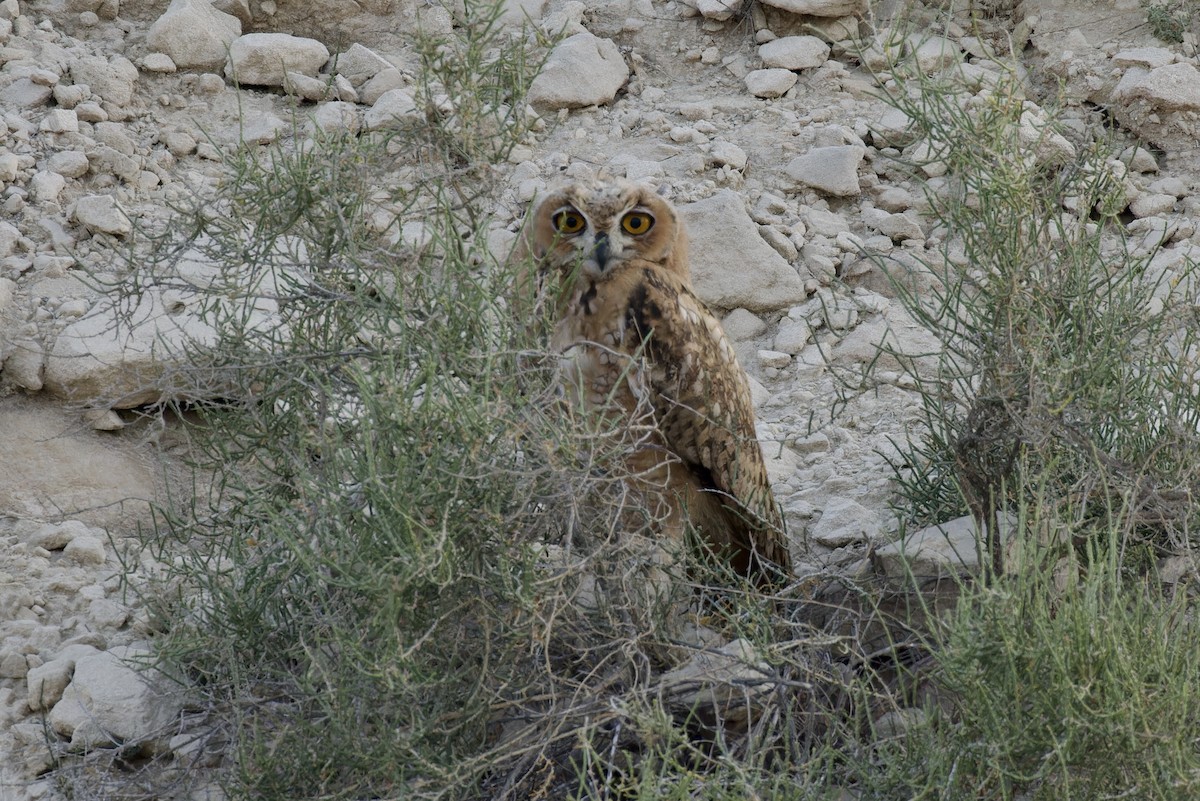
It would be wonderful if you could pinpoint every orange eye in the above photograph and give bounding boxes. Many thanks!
[552,209,586,235]
[621,211,654,235]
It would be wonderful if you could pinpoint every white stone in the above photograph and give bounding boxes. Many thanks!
[911,35,961,72]
[363,88,419,130]
[226,32,331,87]
[784,145,865,196]
[808,497,877,546]
[709,140,747,170]
[499,0,548,27]
[48,150,90,177]
[308,101,360,135]
[140,52,178,73]
[30,171,66,204]
[48,646,183,748]
[1112,47,1175,69]
[332,42,392,88]
[1129,192,1176,218]
[696,0,743,21]
[0,152,20,183]
[773,317,811,354]
[744,68,797,98]
[285,70,333,101]
[759,0,864,15]
[71,194,132,236]
[527,33,629,110]
[758,36,829,70]
[70,54,138,107]
[28,520,93,551]
[39,108,79,133]
[359,67,405,105]
[1112,62,1200,110]
[758,349,791,369]
[27,658,77,712]
[874,514,1016,578]
[679,190,808,312]
[722,308,766,340]
[63,534,107,565]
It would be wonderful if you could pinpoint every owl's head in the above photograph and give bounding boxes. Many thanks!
[522,180,688,281]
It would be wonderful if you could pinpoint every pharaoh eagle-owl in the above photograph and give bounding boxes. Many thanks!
[508,180,792,585]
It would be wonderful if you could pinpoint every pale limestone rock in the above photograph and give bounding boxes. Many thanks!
[759,0,864,16]
[147,0,240,71]
[363,88,419,131]
[1129,192,1176,218]
[709,140,747,170]
[63,535,106,565]
[48,150,90,177]
[722,308,767,340]
[359,67,405,105]
[39,108,78,133]
[308,101,360,135]
[332,43,392,88]
[30,171,66,204]
[784,145,865,197]
[910,35,961,72]
[1112,47,1175,69]
[744,68,796,98]
[48,646,183,749]
[527,33,629,110]
[808,496,878,546]
[696,0,743,21]
[69,55,138,107]
[660,638,772,725]
[226,33,331,87]
[284,70,332,101]
[758,35,829,70]
[71,194,132,236]
[874,514,1016,579]
[499,0,548,27]
[1112,62,1200,110]
[678,190,808,312]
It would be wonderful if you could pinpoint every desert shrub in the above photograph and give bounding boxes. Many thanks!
[864,61,1200,572]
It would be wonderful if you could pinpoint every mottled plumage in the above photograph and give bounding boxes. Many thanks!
[508,180,791,584]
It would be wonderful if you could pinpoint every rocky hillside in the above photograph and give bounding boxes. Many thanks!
[0,0,1197,797]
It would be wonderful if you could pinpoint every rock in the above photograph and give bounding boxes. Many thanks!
[773,317,810,354]
[30,171,66,204]
[43,293,218,407]
[285,70,333,101]
[40,109,79,133]
[69,55,138,108]
[758,35,829,70]
[744,68,797,98]
[785,145,865,196]
[71,194,132,237]
[1114,62,1200,109]
[1,78,53,107]
[226,33,331,87]
[911,35,961,72]
[147,0,241,72]
[526,33,629,110]
[678,190,808,312]
[48,646,183,749]
[499,0,548,27]
[808,497,877,546]
[63,534,107,565]
[759,0,864,15]
[48,150,90,177]
[359,67,405,105]
[709,140,747,170]
[331,42,392,88]
[28,657,81,712]
[695,0,743,21]
[140,52,178,73]
[1129,192,1176,218]
[308,101,360,135]
[363,88,419,130]
[660,638,773,725]
[873,514,1016,579]
[721,308,766,340]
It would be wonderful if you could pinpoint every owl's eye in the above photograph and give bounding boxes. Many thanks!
[552,209,586,235]
[620,211,654,235]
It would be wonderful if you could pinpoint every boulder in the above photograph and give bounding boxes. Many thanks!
[146,0,241,72]
[526,33,629,110]
[226,33,331,87]
[679,190,808,312]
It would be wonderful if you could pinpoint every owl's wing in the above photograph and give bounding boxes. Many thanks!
[622,267,791,582]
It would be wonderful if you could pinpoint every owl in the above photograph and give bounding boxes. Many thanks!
[507,180,792,585]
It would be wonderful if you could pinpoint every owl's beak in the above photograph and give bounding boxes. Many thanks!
[592,233,611,270]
